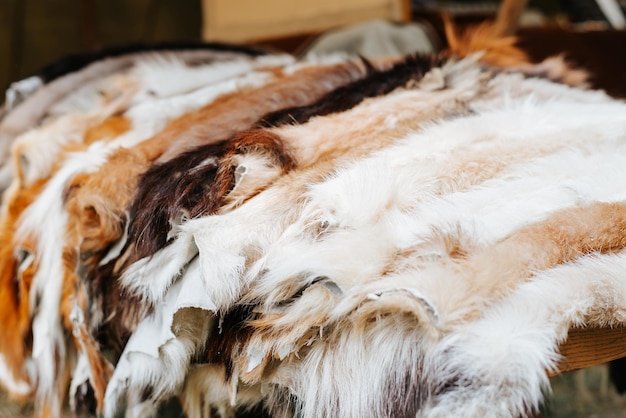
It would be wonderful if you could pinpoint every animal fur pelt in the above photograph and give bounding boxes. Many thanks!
[1,22,625,418]
[0,43,270,194]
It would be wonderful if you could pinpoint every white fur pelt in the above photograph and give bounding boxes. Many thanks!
[420,248,626,417]
[221,98,626,418]
[119,53,544,308]
[118,54,493,306]
[104,55,626,417]
[192,69,619,313]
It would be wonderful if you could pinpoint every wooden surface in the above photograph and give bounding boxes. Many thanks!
[201,0,410,43]
[555,326,626,376]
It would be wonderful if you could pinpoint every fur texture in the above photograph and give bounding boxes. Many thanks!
[215,98,626,418]
[118,52,487,307]
[2,23,626,418]
[61,56,295,414]
[1,51,285,416]
[65,56,366,284]
[0,47,268,192]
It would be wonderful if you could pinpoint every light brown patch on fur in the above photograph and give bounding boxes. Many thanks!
[437,136,579,196]
[455,201,626,325]
[64,148,145,258]
[0,179,47,394]
[82,116,131,145]
[275,86,474,172]
[497,201,626,270]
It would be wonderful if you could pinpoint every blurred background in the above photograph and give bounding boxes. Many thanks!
[1,0,625,96]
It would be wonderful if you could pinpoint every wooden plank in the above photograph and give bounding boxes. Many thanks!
[553,326,626,376]
[202,0,410,43]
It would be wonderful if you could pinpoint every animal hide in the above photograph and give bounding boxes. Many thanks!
[0,44,269,193]
[0,25,625,418]
[66,54,368,280]
[0,49,289,416]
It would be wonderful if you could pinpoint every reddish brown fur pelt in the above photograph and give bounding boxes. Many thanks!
[443,16,530,67]
[82,116,132,145]
[0,179,47,391]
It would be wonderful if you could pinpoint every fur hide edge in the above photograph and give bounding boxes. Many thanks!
[420,249,626,417]
[104,259,214,418]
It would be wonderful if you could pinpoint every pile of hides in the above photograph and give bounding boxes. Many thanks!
[1,23,625,418]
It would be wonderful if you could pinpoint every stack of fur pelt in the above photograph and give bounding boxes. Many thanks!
[0,23,625,418]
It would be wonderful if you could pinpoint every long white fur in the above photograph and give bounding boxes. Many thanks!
[266,199,624,416]
[14,143,110,415]
[15,53,286,307]
[4,44,626,418]
[250,99,626,275]
[226,98,626,417]
[271,99,626,265]
[198,80,626,312]
[111,61,626,417]
[419,249,626,417]
[117,63,607,308]
[65,58,372,408]
[249,204,626,416]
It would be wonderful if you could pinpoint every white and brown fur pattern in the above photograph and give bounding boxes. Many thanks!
[2,25,626,418]
[0,47,270,193]
[0,51,292,417]
[109,61,620,417]
[203,95,626,418]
